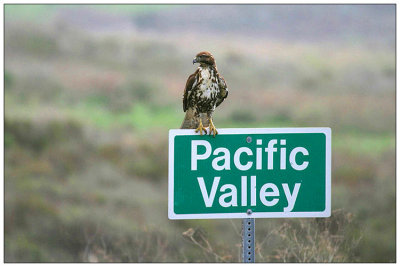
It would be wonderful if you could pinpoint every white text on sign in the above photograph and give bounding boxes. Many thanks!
[191,139,308,210]
[191,139,309,171]
[197,176,301,212]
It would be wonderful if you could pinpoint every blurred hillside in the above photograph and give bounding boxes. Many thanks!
[4,4,395,262]
[133,5,395,45]
[5,5,395,45]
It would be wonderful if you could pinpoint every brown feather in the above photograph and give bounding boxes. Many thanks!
[183,69,199,112]
[215,75,228,108]
[181,109,210,129]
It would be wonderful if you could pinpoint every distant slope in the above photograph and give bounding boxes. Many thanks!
[133,5,395,44]
[5,4,395,45]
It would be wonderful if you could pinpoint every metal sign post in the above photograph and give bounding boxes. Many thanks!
[242,218,255,263]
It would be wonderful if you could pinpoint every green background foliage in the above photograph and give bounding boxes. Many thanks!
[4,4,395,262]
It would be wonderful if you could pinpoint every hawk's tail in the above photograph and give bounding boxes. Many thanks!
[180,108,196,129]
[180,108,210,129]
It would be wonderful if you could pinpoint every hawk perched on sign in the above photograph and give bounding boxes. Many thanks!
[180,51,228,137]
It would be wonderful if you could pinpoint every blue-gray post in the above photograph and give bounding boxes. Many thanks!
[242,218,255,263]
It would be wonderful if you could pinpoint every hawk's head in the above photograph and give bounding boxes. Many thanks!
[193,51,216,67]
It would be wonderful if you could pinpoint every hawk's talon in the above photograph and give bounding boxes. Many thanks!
[208,118,218,137]
[195,120,207,135]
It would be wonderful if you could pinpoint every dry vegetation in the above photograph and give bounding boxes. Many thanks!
[4,5,395,262]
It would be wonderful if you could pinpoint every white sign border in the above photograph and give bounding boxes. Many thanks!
[168,127,331,220]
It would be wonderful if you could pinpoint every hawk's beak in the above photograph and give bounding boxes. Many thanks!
[192,58,197,64]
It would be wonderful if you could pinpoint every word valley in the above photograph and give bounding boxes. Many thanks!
[198,176,301,212]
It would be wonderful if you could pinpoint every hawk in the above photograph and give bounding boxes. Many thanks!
[180,51,228,137]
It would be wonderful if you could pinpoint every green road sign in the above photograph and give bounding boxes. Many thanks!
[168,128,331,220]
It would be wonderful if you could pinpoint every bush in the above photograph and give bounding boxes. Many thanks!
[260,210,361,262]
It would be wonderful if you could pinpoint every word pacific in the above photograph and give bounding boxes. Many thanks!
[191,139,309,171]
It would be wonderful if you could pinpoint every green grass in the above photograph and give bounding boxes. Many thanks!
[5,93,182,132]
[68,103,182,131]
[333,133,394,156]
[5,5,56,21]
[6,92,395,154]
[5,4,175,22]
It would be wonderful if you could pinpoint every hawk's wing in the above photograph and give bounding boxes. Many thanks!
[183,69,199,112]
[215,75,228,108]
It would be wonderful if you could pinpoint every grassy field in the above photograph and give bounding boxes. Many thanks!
[4,5,395,262]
